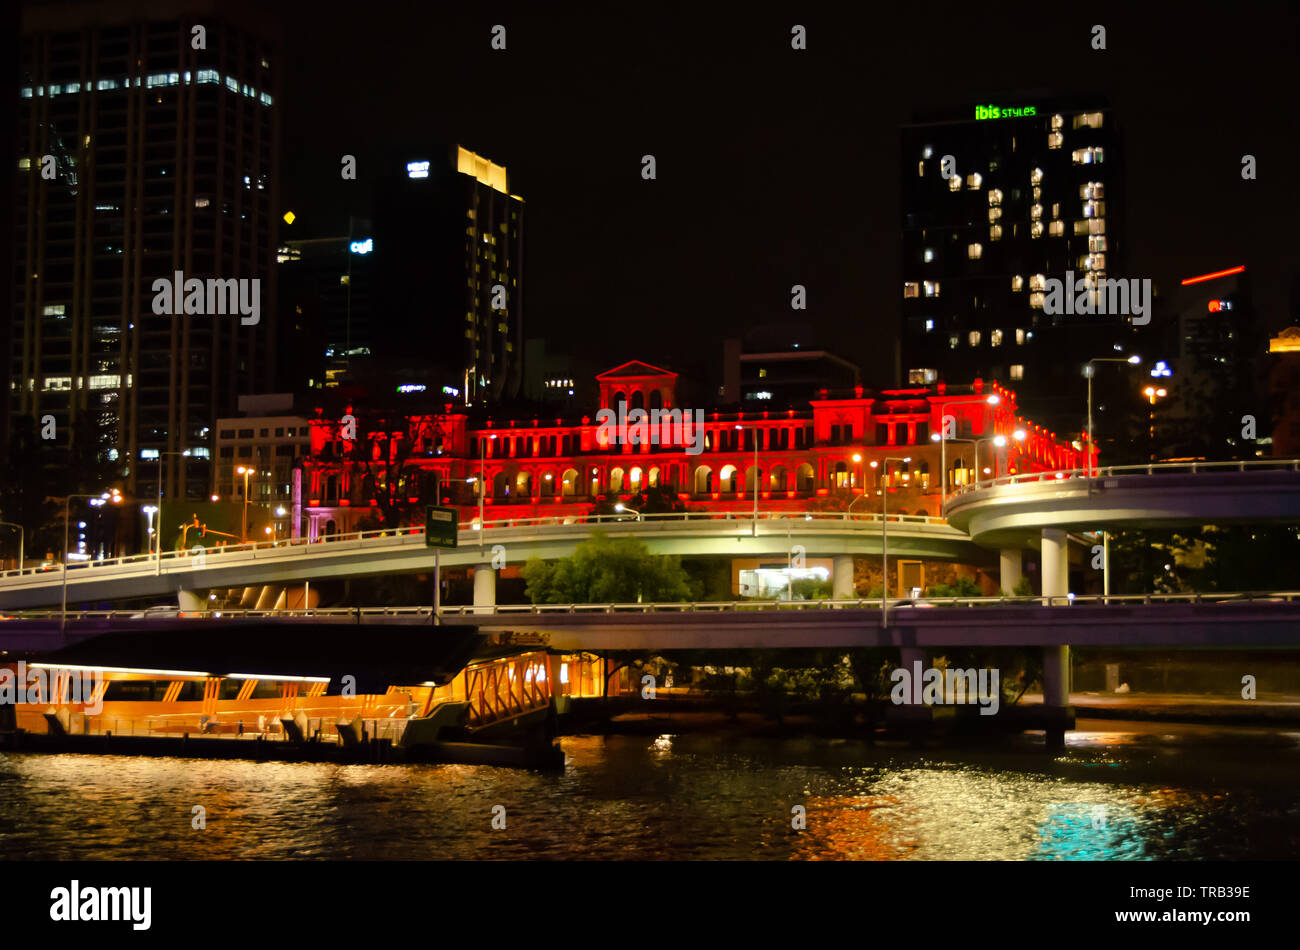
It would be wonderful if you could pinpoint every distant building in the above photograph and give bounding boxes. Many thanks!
[723,337,860,407]
[372,144,525,407]
[1268,327,1300,458]
[901,95,1130,437]
[213,394,311,539]
[11,0,280,499]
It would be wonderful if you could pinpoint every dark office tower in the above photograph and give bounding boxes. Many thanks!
[901,95,1129,438]
[373,144,525,407]
[277,224,375,391]
[12,0,279,500]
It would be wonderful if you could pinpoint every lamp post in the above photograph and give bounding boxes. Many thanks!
[880,455,911,628]
[476,433,495,549]
[846,454,869,518]
[0,521,23,573]
[1085,355,1141,474]
[735,423,759,536]
[935,394,1000,504]
[614,502,642,522]
[152,450,193,573]
[62,490,121,630]
[235,465,252,542]
[1142,385,1168,462]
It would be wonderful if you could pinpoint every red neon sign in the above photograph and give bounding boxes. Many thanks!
[1180,266,1244,286]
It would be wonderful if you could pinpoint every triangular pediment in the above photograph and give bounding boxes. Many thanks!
[596,360,677,380]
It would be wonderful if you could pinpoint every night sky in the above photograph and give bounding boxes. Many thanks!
[276,1,1300,388]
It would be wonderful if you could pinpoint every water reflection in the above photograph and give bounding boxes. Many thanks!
[1,727,1298,860]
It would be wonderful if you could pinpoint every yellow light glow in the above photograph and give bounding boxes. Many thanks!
[457,146,509,195]
[282,211,296,224]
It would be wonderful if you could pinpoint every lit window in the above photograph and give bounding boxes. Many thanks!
[988,189,1002,206]
[968,243,983,260]
[1048,131,1063,149]
[1029,274,1047,292]
[988,224,1002,241]
[1030,203,1043,219]
[1010,364,1025,379]
[1072,147,1104,164]
[988,207,1002,222]
[1029,292,1045,309]
[903,282,920,299]
[1051,113,1064,130]
[1031,167,1043,185]
[1072,112,1104,130]
[909,368,938,384]
[1052,203,1060,219]
[1083,200,1104,218]
[1088,235,1108,252]
[948,334,959,350]
[924,281,941,297]
[968,331,981,347]
[1011,275,1024,292]
[923,247,935,262]
[966,173,982,190]
[1032,186,1042,203]
[1049,220,1064,237]
[990,329,1003,346]
[918,160,925,176]
[924,319,935,331]
[948,175,962,192]
[922,146,933,159]
[1030,221,1044,239]
[1015,328,1026,344]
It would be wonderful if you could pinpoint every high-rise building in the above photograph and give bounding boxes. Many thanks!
[11,0,279,500]
[901,95,1130,438]
[372,144,524,408]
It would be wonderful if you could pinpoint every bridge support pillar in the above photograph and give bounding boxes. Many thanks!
[832,555,856,600]
[254,585,282,610]
[176,589,206,612]
[473,563,496,612]
[999,549,1023,594]
[1039,528,1072,749]
[1040,529,1069,603]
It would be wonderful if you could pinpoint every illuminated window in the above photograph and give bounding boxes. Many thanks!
[1030,221,1043,239]
[1072,112,1104,130]
[1072,147,1104,164]
[1052,203,1060,218]
[923,247,935,262]
[1029,274,1046,292]
[1029,292,1045,309]
[966,173,982,190]
[923,281,941,297]
[988,224,1002,241]
[1049,220,1064,237]
[922,146,933,158]
[988,207,1002,222]
[1051,113,1064,130]
[1010,364,1025,379]
[988,189,1002,206]
[967,243,983,260]
[1011,275,1024,292]
[1031,167,1043,185]
[903,282,920,298]
[1015,328,1026,344]
[990,329,1003,346]
[948,334,959,350]
[968,331,981,347]
[1032,186,1042,203]
[918,160,925,176]
[924,318,935,331]
[1048,131,1063,149]
[1083,200,1104,218]
[909,368,938,384]
[1088,235,1108,252]
[948,175,962,192]
[1030,203,1043,219]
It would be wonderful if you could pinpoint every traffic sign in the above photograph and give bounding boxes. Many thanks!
[425,506,458,548]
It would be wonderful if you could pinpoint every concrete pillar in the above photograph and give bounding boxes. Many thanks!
[832,555,856,600]
[254,585,283,610]
[999,549,1023,594]
[1040,529,1069,603]
[898,647,928,706]
[473,563,497,612]
[176,588,206,612]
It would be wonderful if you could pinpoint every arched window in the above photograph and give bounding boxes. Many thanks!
[516,471,532,495]
[613,390,626,408]
[649,389,663,410]
[719,465,739,493]
[769,465,788,492]
[561,468,579,497]
[610,467,625,493]
[796,463,815,493]
[694,466,714,494]
[629,467,643,491]
[631,390,645,411]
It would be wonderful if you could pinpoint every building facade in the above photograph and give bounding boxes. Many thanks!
[901,95,1129,437]
[12,0,280,500]
[213,393,310,540]
[297,362,1088,540]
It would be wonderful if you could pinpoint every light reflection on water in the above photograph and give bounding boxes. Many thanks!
[1,728,1298,860]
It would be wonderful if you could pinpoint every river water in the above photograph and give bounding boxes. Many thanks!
[2,722,1298,860]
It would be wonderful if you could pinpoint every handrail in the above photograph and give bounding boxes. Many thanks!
[0,509,960,586]
[946,458,1300,502]
[6,590,1300,621]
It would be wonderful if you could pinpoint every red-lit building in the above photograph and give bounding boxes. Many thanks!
[298,361,1091,540]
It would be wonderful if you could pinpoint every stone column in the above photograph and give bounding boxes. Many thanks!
[832,555,856,600]
[473,563,496,613]
[1000,549,1023,594]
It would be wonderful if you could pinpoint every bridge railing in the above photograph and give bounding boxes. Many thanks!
[0,509,957,588]
[946,457,1300,502]
[7,590,1300,622]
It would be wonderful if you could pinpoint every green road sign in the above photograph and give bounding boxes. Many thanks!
[425,505,459,548]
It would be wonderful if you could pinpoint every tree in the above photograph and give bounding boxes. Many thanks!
[522,530,696,603]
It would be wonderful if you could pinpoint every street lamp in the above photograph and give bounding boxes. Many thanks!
[1143,386,1168,462]
[62,490,121,630]
[846,454,870,518]
[152,450,192,574]
[934,394,1000,503]
[235,465,252,541]
[735,423,759,536]
[0,520,23,573]
[614,502,642,522]
[880,456,911,628]
[1085,355,1141,474]
[477,433,496,546]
